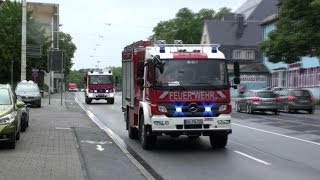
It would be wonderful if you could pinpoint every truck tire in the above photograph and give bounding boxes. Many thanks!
[139,114,157,150]
[209,134,228,149]
[127,109,138,139]
[85,97,92,104]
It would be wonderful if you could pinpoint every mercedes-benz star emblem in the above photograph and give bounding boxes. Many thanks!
[188,103,198,112]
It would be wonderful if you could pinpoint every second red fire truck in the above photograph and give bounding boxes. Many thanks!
[83,68,115,104]
[121,40,240,149]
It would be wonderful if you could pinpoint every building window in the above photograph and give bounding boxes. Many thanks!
[233,50,241,59]
[232,50,255,60]
[245,51,254,59]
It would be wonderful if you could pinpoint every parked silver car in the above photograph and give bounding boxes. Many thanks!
[275,89,315,114]
[235,90,280,115]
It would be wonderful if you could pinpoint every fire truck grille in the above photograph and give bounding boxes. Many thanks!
[159,102,221,117]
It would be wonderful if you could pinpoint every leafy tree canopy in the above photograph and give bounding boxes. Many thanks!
[59,32,77,77]
[260,0,320,64]
[150,7,231,44]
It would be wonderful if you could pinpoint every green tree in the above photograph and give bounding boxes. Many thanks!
[66,69,84,88]
[59,32,77,77]
[260,0,320,64]
[0,1,49,84]
[150,7,231,44]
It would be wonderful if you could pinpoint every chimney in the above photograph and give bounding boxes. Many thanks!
[236,14,245,37]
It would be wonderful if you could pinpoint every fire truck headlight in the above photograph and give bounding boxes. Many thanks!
[109,93,115,97]
[105,89,109,93]
[175,106,182,113]
[218,105,227,112]
[94,90,97,93]
[204,105,213,112]
[158,106,168,113]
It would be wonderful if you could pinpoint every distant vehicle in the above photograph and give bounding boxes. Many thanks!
[15,80,42,107]
[83,68,116,104]
[264,86,286,92]
[68,83,79,92]
[276,89,315,114]
[0,84,24,149]
[235,90,280,115]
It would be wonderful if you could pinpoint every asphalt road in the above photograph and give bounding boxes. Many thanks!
[74,92,320,180]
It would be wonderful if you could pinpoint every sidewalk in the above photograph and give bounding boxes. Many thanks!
[0,93,146,180]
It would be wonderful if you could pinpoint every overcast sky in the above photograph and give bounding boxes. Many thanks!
[28,0,247,70]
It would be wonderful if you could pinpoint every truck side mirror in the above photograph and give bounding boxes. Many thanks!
[233,62,240,85]
[137,61,145,78]
[115,76,119,84]
[234,77,240,85]
[153,55,165,74]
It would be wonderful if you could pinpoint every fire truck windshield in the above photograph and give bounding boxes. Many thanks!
[89,75,113,84]
[155,59,228,87]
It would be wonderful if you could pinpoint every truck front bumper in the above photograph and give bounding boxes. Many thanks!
[150,114,232,135]
[87,92,115,99]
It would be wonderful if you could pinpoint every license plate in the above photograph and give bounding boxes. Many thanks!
[184,119,203,125]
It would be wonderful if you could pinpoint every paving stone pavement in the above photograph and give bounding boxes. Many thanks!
[0,93,97,180]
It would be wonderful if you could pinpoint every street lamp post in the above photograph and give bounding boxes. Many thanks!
[21,0,27,81]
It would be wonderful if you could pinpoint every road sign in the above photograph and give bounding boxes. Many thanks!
[48,50,65,71]
[32,71,38,78]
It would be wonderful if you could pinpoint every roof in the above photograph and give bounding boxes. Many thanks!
[205,20,262,46]
[240,63,269,73]
[234,0,278,20]
[260,13,279,26]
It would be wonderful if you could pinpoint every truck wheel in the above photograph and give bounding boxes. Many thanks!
[85,98,92,104]
[308,109,314,114]
[139,114,157,150]
[209,134,228,149]
[127,109,138,139]
[247,104,253,114]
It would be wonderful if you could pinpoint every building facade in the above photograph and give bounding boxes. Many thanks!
[261,15,320,98]
[28,2,64,93]
[201,0,279,97]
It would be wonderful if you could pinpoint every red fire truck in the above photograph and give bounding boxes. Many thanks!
[68,83,78,92]
[83,68,115,104]
[121,40,240,149]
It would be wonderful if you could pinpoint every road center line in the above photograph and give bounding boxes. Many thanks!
[234,150,271,165]
[232,123,320,146]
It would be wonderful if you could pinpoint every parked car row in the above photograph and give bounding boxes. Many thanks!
[235,88,315,115]
[0,84,29,149]
[0,80,42,149]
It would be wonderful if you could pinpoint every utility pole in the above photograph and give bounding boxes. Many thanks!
[21,0,27,81]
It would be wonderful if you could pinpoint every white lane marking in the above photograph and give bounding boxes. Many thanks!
[74,96,156,180]
[55,127,71,130]
[233,123,320,146]
[81,140,112,145]
[234,150,271,166]
[96,145,104,151]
